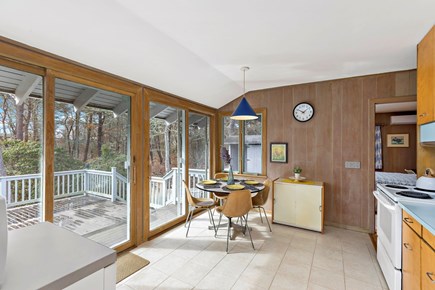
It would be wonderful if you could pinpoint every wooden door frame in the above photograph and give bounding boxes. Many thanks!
[368,95,416,232]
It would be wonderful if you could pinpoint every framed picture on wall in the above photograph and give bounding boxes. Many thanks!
[270,143,288,163]
[387,134,409,147]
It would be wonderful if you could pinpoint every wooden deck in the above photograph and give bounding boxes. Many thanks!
[6,194,178,248]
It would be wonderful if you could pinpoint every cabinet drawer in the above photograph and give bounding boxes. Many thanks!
[403,222,421,290]
[421,241,435,290]
[423,227,435,251]
[403,210,422,236]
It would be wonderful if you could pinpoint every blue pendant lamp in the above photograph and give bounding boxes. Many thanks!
[231,67,258,120]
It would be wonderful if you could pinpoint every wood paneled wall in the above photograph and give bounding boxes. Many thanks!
[219,70,416,232]
[375,113,417,173]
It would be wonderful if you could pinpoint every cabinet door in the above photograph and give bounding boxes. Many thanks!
[273,183,297,225]
[417,27,435,125]
[402,222,421,290]
[294,186,322,231]
[422,241,435,290]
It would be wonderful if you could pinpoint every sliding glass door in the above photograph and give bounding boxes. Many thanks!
[188,112,210,197]
[149,102,186,230]
[52,78,131,248]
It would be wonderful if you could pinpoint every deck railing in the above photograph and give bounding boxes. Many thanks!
[149,168,208,209]
[0,167,128,208]
[1,167,208,210]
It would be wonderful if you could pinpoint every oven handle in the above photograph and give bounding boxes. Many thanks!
[373,190,396,211]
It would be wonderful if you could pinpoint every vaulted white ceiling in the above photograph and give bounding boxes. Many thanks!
[0,0,434,108]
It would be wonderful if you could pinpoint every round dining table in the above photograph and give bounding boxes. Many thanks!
[195,179,265,239]
[195,179,265,196]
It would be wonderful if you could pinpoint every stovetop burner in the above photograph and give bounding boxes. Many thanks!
[414,187,435,193]
[385,184,408,190]
[397,191,433,199]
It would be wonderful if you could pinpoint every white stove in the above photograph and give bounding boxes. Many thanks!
[377,183,435,203]
[374,183,435,290]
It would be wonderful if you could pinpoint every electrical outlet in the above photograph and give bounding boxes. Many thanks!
[345,161,361,169]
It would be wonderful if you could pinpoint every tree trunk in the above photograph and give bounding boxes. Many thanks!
[73,111,80,158]
[0,146,6,176]
[97,112,105,157]
[156,135,163,164]
[83,112,93,162]
[24,102,31,142]
[164,125,170,172]
[15,103,24,140]
[32,100,39,141]
[1,97,9,139]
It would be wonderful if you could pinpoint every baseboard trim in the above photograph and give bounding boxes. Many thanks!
[324,221,371,234]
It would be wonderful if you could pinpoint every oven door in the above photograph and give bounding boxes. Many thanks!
[373,190,402,269]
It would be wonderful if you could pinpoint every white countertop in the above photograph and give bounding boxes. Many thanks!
[1,222,116,290]
[399,201,435,236]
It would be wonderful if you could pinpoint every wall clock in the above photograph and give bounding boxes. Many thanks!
[293,102,314,122]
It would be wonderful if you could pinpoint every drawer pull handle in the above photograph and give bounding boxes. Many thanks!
[419,113,427,117]
[426,272,435,283]
[404,217,413,223]
[403,243,412,250]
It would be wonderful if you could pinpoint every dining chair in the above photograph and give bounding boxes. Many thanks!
[213,173,228,203]
[183,180,216,237]
[215,190,255,253]
[252,179,272,232]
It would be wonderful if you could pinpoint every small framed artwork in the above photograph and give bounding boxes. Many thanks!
[270,143,288,163]
[387,134,409,147]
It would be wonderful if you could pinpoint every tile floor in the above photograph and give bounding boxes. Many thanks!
[116,211,388,290]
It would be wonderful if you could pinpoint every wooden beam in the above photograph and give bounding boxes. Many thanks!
[113,97,130,117]
[14,73,42,105]
[73,88,98,112]
[150,103,167,118]
[164,111,178,125]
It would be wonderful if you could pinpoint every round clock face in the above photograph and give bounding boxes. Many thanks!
[293,102,314,122]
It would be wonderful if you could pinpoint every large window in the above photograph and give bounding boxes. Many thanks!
[0,64,44,231]
[221,109,266,175]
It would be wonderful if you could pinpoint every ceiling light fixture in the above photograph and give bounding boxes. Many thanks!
[230,66,258,120]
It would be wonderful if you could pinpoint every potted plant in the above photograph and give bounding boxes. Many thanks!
[293,166,302,180]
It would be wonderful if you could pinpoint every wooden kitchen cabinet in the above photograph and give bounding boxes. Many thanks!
[417,25,435,125]
[421,241,435,290]
[403,222,421,290]
[273,178,324,232]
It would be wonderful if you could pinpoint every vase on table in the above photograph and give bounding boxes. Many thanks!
[294,173,301,180]
[227,164,235,185]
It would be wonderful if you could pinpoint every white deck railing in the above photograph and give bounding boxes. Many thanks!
[0,167,208,210]
[149,168,208,209]
[0,167,128,208]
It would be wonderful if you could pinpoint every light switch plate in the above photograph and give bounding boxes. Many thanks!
[345,161,361,169]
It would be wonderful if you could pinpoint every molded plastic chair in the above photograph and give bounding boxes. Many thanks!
[215,190,255,253]
[252,179,272,232]
[213,173,228,202]
[183,180,216,237]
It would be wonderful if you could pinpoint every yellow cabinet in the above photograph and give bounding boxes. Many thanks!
[421,241,435,290]
[417,25,435,125]
[273,179,324,232]
[403,222,421,290]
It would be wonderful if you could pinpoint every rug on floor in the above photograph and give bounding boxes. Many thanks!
[116,252,150,283]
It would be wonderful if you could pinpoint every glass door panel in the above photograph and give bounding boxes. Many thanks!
[149,102,186,230]
[188,112,210,198]
[0,65,44,231]
[53,78,131,248]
